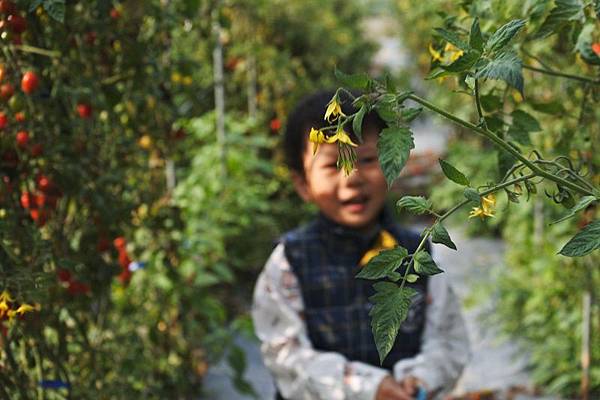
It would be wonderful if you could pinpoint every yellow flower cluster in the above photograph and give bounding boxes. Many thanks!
[0,290,37,322]
[469,193,496,219]
[324,94,346,122]
[428,42,465,64]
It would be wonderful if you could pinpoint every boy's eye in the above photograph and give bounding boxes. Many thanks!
[360,156,377,164]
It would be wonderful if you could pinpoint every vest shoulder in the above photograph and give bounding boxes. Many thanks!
[279,219,320,244]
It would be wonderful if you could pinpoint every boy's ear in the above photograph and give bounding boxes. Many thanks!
[291,171,312,202]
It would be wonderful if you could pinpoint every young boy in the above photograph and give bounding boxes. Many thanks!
[251,90,470,400]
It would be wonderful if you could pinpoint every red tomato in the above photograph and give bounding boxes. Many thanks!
[14,111,25,122]
[15,130,29,148]
[29,208,47,226]
[30,143,43,157]
[7,14,26,34]
[118,269,132,285]
[56,268,72,283]
[0,112,7,129]
[0,0,16,15]
[76,103,92,118]
[118,252,131,269]
[36,175,52,192]
[21,71,39,94]
[110,8,121,19]
[113,236,126,250]
[270,118,281,131]
[0,65,6,82]
[0,83,14,100]
[592,43,600,57]
[20,191,35,209]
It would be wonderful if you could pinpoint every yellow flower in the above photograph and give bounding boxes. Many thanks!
[324,95,346,122]
[0,290,13,304]
[15,304,35,315]
[429,43,442,62]
[309,127,326,155]
[444,43,464,62]
[325,129,358,147]
[469,193,496,219]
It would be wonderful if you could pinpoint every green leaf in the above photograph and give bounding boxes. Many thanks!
[399,107,422,123]
[575,23,600,65]
[43,0,66,23]
[368,283,417,364]
[534,0,585,39]
[396,196,432,215]
[551,196,597,225]
[406,274,419,283]
[28,0,43,12]
[485,19,526,54]
[434,27,469,50]
[356,246,408,280]
[377,126,415,187]
[353,105,367,142]
[334,67,370,90]
[511,110,541,132]
[497,149,517,179]
[469,18,485,51]
[375,94,398,123]
[559,220,600,257]
[413,251,444,276]
[476,50,523,94]
[425,68,452,80]
[464,187,481,204]
[480,94,503,112]
[530,100,566,114]
[442,50,482,73]
[595,0,600,18]
[431,223,457,250]
[439,159,470,186]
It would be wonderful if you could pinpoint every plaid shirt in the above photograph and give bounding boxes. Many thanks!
[252,213,471,400]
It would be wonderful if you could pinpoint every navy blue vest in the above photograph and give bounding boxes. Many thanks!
[281,209,428,372]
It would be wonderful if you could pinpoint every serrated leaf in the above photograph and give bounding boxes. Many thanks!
[551,196,597,225]
[534,0,585,39]
[399,107,422,123]
[43,0,66,23]
[511,110,541,132]
[413,251,444,276]
[356,246,408,280]
[334,68,370,90]
[353,105,367,142]
[377,126,415,187]
[396,196,432,215]
[476,50,523,94]
[469,18,485,51]
[464,187,481,204]
[406,274,419,283]
[575,23,600,65]
[485,19,526,53]
[368,283,417,364]
[431,223,457,250]
[434,27,469,50]
[530,100,566,114]
[559,220,600,257]
[442,50,481,73]
[439,159,470,186]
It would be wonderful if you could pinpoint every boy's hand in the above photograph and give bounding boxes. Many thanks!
[375,375,420,400]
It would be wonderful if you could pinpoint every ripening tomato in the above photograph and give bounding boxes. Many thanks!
[270,118,281,131]
[110,7,121,19]
[0,65,6,83]
[7,14,26,34]
[20,191,34,209]
[29,208,47,226]
[0,112,7,129]
[0,83,14,100]
[15,130,28,148]
[21,71,39,94]
[592,43,600,57]
[56,268,72,283]
[118,269,132,285]
[14,111,25,122]
[36,175,52,192]
[118,252,131,269]
[76,103,92,118]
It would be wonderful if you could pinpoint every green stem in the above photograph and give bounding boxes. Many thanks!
[523,64,600,85]
[13,44,61,58]
[474,77,487,129]
[407,94,597,197]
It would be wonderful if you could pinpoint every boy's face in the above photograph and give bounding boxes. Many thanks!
[293,129,387,230]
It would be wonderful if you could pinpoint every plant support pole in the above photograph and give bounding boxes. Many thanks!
[212,7,226,176]
[581,291,591,400]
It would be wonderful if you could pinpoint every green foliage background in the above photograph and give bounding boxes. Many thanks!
[0,0,377,397]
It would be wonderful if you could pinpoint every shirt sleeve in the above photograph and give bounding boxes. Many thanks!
[251,243,389,400]
[392,251,471,397]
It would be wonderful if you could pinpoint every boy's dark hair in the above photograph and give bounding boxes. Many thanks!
[283,89,386,175]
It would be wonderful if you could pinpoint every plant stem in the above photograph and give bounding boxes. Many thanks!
[407,94,598,197]
[474,78,487,129]
[13,44,61,58]
[523,64,600,85]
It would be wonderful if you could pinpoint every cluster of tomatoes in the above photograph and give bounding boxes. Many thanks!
[19,175,62,227]
[113,236,133,286]
[0,0,27,45]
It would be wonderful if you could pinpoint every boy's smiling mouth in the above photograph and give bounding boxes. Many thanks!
[341,195,369,212]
